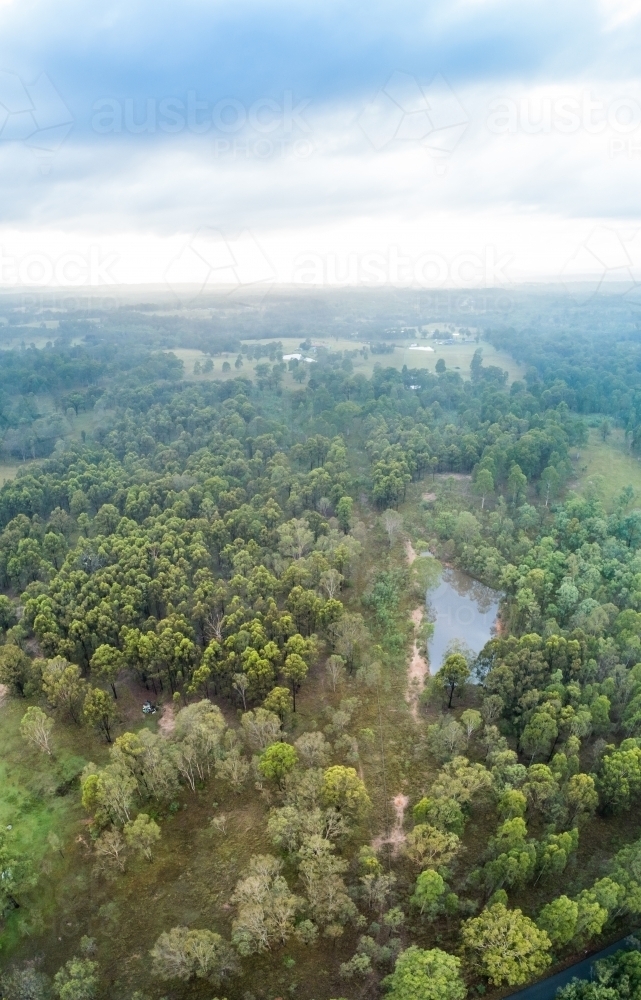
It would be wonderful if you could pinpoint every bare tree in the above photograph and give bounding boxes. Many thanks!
[204,611,224,642]
[320,568,344,600]
[325,655,346,692]
[232,673,249,711]
[381,509,403,546]
[94,829,127,873]
[20,706,54,756]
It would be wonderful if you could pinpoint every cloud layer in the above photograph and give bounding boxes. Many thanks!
[1,0,641,286]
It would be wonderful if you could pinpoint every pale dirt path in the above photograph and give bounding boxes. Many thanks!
[405,538,429,719]
[158,703,175,736]
[405,538,417,564]
[407,608,429,720]
[372,793,409,854]
[0,683,8,707]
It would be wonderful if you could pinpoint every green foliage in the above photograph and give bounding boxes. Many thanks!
[336,496,353,533]
[258,742,298,785]
[432,654,470,708]
[53,957,98,1000]
[0,645,39,697]
[537,895,579,947]
[0,832,37,916]
[83,688,117,743]
[382,946,466,1000]
[7,310,641,997]
[460,903,552,985]
[410,869,457,920]
[123,813,161,861]
[321,765,371,818]
[150,926,237,982]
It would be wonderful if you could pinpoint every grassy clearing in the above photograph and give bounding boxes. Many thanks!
[0,463,28,485]
[169,337,524,387]
[573,428,641,510]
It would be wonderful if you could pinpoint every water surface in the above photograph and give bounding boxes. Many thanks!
[425,562,501,670]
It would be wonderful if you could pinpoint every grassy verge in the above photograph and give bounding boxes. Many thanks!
[573,427,641,510]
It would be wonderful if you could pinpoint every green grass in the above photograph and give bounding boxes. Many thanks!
[573,428,641,510]
[169,336,524,387]
[0,463,28,486]
[0,696,100,953]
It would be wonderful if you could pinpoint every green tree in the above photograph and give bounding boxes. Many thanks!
[410,869,449,920]
[460,903,552,985]
[93,503,120,536]
[473,468,494,510]
[124,813,161,861]
[263,685,293,721]
[282,652,308,711]
[42,658,87,725]
[258,742,298,787]
[600,419,612,442]
[565,773,598,823]
[598,743,641,811]
[507,463,527,506]
[383,946,466,1000]
[520,711,558,761]
[434,653,470,708]
[404,824,460,869]
[83,688,117,743]
[0,833,37,915]
[0,595,17,633]
[53,958,98,1000]
[460,709,482,741]
[90,645,124,699]
[336,496,353,534]
[557,980,618,1000]
[322,765,371,819]
[0,645,37,697]
[150,926,237,983]
[541,466,561,506]
[537,895,578,947]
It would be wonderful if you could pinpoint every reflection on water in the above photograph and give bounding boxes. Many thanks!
[425,563,501,671]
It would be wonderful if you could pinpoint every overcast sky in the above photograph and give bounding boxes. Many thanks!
[2,0,641,291]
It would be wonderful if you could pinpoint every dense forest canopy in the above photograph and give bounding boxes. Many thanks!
[1,288,641,999]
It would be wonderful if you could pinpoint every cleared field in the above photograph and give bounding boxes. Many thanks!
[574,427,641,509]
[0,461,38,485]
[170,337,524,384]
